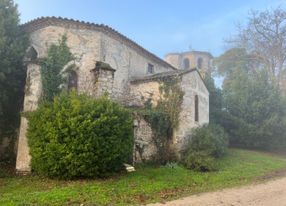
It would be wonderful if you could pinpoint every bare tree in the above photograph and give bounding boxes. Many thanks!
[233,8,286,87]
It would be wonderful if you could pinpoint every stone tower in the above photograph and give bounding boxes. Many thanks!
[164,51,213,78]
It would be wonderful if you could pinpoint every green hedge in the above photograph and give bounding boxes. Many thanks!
[27,92,134,179]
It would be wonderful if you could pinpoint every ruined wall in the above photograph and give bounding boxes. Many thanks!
[92,66,115,98]
[16,63,42,173]
[129,70,209,156]
[133,115,157,163]
[29,25,174,101]
[129,81,161,107]
[16,18,210,171]
[29,26,102,96]
[16,23,176,172]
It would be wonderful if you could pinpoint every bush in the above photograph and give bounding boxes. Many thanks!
[27,92,134,179]
[182,124,228,172]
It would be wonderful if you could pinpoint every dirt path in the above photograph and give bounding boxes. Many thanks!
[148,176,286,206]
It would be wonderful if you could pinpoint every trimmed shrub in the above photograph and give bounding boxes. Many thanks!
[27,92,134,179]
[182,124,228,172]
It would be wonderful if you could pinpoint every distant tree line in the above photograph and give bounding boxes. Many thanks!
[208,8,286,150]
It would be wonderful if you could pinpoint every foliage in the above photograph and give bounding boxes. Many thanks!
[0,0,29,159]
[157,78,184,130]
[139,108,173,163]
[214,48,254,80]
[204,74,223,125]
[215,46,286,150]
[183,124,228,172]
[139,78,184,164]
[40,35,74,102]
[229,8,286,92]
[27,92,134,179]
[221,67,286,149]
[1,149,286,205]
[225,7,286,95]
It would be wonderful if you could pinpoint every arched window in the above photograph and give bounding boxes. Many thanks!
[68,70,78,91]
[183,58,190,69]
[195,95,199,122]
[197,57,203,69]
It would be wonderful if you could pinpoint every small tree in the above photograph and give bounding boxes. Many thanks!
[0,0,29,161]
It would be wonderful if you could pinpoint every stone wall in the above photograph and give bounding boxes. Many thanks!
[175,71,209,152]
[29,24,175,102]
[91,62,116,98]
[129,81,161,107]
[114,66,209,160]
[16,22,176,172]
[129,70,209,155]
[133,115,157,163]
[99,32,175,102]
[30,26,102,97]
[16,63,42,173]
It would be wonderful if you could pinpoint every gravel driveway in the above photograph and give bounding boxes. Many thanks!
[148,176,286,206]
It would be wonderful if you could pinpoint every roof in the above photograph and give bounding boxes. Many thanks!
[165,50,213,58]
[90,61,116,72]
[130,68,198,82]
[21,17,177,70]
[130,68,209,93]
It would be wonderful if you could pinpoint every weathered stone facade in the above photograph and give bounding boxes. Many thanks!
[133,115,157,163]
[16,17,209,173]
[130,69,209,154]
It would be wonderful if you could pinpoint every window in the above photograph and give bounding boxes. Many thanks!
[197,57,203,69]
[183,58,190,69]
[68,70,78,91]
[147,63,154,74]
[195,95,199,122]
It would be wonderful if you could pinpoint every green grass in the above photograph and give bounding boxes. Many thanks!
[1,148,286,206]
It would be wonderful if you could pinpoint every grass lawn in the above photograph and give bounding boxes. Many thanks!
[1,148,286,206]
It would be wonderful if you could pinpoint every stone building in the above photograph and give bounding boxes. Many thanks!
[165,51,213,77]
[16,17,209,173]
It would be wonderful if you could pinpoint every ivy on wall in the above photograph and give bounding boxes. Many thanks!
[138,77,184,163]
[40,35,74,102]
[157,78,184,130]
